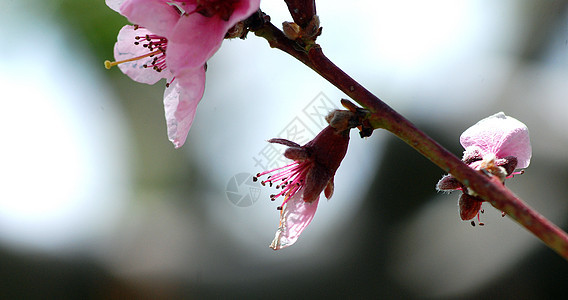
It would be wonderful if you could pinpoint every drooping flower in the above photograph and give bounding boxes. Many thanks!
[105,0,261,148]
[437,112,532,224]
[254,110,360,250]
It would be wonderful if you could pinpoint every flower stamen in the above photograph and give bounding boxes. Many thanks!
[254,160,311,208]
[104,30,169,73]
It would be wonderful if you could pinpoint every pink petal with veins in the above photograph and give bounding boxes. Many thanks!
[270,188,320,250]
[167,14,226,73]
[460,112,532,169]
[167,0,260,73]
[163,67,206,148]
[120,0,181,37]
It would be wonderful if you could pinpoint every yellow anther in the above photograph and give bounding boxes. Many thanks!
[104,60,114,69]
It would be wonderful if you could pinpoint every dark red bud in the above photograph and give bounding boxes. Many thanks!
[436,175,463,191]
[459,193,483,221]
[268,138,301,148]
[305,126,350,172]
[284,147,310,161]
[497,156,518,176]
[302,164,331,203]
[463,148,483,165]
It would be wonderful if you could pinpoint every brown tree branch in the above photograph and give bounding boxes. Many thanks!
[252,15,568,260]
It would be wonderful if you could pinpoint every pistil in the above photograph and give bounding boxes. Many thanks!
[104,49,164,69]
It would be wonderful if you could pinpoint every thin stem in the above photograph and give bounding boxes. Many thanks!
[284,0,316,28]
[252,17,568,260]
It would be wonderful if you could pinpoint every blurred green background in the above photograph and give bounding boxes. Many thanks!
[1,0,568,298]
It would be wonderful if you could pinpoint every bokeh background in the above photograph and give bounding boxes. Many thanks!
[1,0,568,298]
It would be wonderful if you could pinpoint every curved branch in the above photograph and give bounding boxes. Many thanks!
[252,16,568,260]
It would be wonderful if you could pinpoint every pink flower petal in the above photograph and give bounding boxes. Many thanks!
[120,0,181,37]
[167,13,226,73]
[163,67,206,148]
[270,188,320,250]
[167,0,260,73]
[114,25,171,84]
[460,112,532,169]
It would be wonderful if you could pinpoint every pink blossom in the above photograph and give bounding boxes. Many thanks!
[460,112,531,169]
[437,112,532,223]
[110,25,173,85]
[105,0,261,148]
[254,124,351,250]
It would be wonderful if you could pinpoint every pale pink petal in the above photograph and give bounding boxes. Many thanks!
[270,188,320,250]
[120,0,180,37]
[167,14,226,73]
[460,112,532,168]
[163,67,206,148]
[106,0,124,12]
[114,25,170,84]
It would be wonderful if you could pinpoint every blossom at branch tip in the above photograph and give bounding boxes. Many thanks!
[460,111,531,169]
[437,112,532,223]
[105,0,261,148]
[254,109,363,250]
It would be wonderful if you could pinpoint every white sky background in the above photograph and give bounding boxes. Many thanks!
[1,0,568,298]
